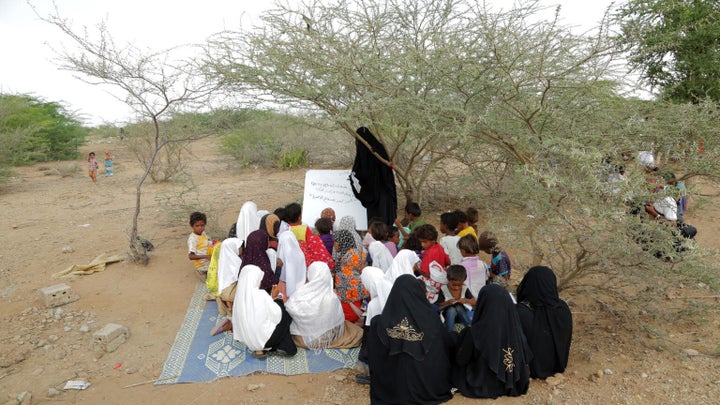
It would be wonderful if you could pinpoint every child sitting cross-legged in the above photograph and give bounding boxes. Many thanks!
[437,265,476,332]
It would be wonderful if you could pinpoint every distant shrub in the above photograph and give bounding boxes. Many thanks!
[277,149,309,169]
[0,94,87,165]
[220,130,281,167]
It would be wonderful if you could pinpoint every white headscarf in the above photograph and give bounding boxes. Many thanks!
[231,265,281,351]
[236,201,259,244]
[277,230,306,298]
[285,262,345,351]
[218,238,242,293]
[385,249,420,283]
[368,240,394,272]
[361,266,392,326]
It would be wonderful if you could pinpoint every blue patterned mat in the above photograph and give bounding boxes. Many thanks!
[157,283,360,384]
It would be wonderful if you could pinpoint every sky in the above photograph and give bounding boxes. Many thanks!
[0,0,618,126]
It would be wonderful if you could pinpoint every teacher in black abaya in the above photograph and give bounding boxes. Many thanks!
[366,274,453,404]
[515,266,573,379]
[350,126,398,228]
[452,283,531,399]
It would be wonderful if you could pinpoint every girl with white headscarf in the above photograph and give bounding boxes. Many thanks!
[231,265,296,357]
[236,201,259,246]
[360,266,392,326]
[285,262,363,351]
[217,237,243,303]
[276,230,307,299]
[385,249,420,284]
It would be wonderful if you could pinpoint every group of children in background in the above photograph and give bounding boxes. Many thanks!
[86,150,114,183]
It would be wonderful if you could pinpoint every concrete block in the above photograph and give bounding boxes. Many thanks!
[39,284,79,308]
[93,323,129,353]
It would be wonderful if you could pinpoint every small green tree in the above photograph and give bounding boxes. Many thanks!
[615,0,720,103]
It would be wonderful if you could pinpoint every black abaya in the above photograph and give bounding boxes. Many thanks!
[452,284,531,399]
[350,127,398,227]
[263,299,297,356]
[515,266,572,378]
[367,275,452,404]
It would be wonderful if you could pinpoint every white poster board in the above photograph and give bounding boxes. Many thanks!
[302,170,368,230]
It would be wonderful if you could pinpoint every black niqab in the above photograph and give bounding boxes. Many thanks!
[516,266,572,378]
[350,127,398,227]
[452,284,531,399]
[368,274,452,404]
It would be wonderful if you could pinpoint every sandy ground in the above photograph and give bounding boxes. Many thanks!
[1,136,719,404]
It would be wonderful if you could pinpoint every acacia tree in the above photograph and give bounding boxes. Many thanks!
[615,0,720,103]
[204,0,497,203]
[40,10,219,264]
[204,0,720,290]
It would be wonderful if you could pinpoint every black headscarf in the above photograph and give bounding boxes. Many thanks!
[376,274,443,361]
[516,266,572,378]
[471,284,531,387]
[350,126,398,227]
[240,229,274,292]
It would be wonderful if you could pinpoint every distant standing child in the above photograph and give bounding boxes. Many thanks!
[188,212,212,278]
[104,150,114,176]
[87,152,99,183]
[437,265,476,332]
[478,231,511,282]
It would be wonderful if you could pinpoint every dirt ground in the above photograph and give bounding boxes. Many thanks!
[1,136,719,404]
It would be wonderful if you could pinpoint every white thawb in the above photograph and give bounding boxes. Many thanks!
[236,201,259,244]
[361,266,392,326]
[277,230,306,298]
[385,249,420,283]
[231,265,281,351]
[368,240,394,272]
[217,238,242,294]
[285,262,344,351]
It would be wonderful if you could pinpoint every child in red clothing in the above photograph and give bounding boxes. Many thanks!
[415,224,451,277]
[415,224,451,304]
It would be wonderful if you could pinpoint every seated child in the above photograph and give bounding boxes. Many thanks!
[385,226,400,257]
[437,265,476,332]
[394,202,425,240]
[363,217,383,251]
[458,234,488,298]
[439,211,462,265]
[321,207,337,229]
[368,221,394,272]
[478,231,512,282]
[415,224,451,304]
[285,202,312,242]
[415,224,451,278]
[455,209,478,240]
[315,217,334,255]
[466,207,480,233]
[187,212,212,278]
